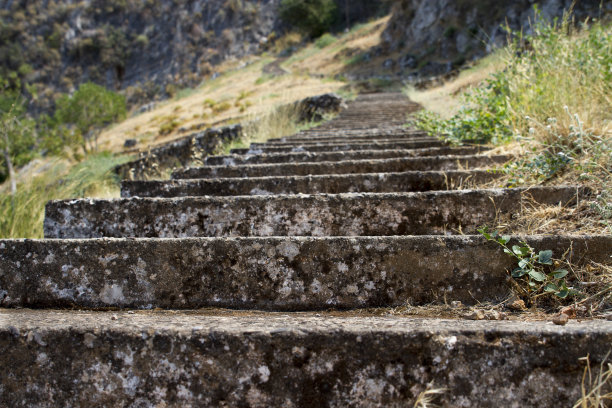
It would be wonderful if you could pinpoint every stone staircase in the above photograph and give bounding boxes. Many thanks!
[1,93,611,406]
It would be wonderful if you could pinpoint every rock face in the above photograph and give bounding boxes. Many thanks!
[382,0,610,77]
[1,93,611,406]
[0,0,390,112]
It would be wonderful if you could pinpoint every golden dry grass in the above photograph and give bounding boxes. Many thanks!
[97,57,345,154]
[406,51,506,118]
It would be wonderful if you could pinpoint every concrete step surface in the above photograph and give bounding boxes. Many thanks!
[173,154,511,179]
[230,140,445,154]
[204,146,491,166]
[249,137,438,148]
[122,170,501,197]
[45,187,584,238]
[1,235,609,310]
[2,309,610,407]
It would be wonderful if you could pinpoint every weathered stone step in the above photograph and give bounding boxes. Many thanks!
[122,170,501,197]
[230,140,445,154]
[173,154,511,179]
[266,131,431,144]
[275,130,425,141]
[1,235,608,309]
[205,146,491,166]
[250,137,438,148]
[45,187,584,239]
[2,310,610,407]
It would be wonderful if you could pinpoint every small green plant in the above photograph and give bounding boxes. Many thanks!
[315,33,336,49]
[478,226,578,300]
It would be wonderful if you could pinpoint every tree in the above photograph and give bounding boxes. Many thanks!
[279,0,338,38]
[55,82,126,154]
[0,80,36,194]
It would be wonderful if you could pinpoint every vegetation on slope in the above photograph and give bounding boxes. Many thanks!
[414,11,611,234]
[412,11,611,313]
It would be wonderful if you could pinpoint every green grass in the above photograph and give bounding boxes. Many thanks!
[0,152,129,238]
[413,12,611,188]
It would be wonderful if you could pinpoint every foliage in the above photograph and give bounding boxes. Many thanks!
[278,0,338,38]
[478,226,578,302]
[55,82,126,153]
[315,33,336,49]
[413,72,513,145]
[0,152,127,238]
[0,80,37,183]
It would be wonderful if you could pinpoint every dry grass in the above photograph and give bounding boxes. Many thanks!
[413,387,447,408]
[574,353,612,408]
[406,51,506,118]
[0,153,126,238]
[97,57,345,154]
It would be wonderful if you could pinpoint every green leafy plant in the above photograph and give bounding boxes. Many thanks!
[478,226,578,300]
[55,82,126,154]
[315,33,336,49]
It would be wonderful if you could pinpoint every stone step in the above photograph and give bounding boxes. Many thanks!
[266,134,430,144]
[122,170,501,198]
[250,137,438,147]
[205,146,491,166]
[2,310,610,407]
[45,187,584,239]
[1,235,608,310]
[274,130,426,141]
[230,140,445,154]
[173,154,511,179]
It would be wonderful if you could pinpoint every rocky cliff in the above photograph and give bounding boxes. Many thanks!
[0,0,388,113]
[0,0,283,111]
[381,0,610,78]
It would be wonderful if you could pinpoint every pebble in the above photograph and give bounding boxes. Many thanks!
[552,314,569,326]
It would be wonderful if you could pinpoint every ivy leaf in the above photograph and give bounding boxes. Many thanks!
[552,269,568,279]
[518,259,530,269]
[513,245,529,256]
[512,267,527,277]
[538,250,553,265]
[528,270,547,282]
[544,283,559,292]
[499,235,511,245]
[556,288,570,299]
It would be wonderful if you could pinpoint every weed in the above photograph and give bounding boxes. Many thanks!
[478,226,578,301]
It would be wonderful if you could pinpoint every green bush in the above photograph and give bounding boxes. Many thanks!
[278,0,338,38]
[55,82,127,154]
[315,33,336,48]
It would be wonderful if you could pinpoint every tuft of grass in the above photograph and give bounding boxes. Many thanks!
[0,153,128,238]
[413,386,446,408]
[574,352,612,408]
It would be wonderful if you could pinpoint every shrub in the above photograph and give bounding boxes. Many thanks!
[315,33,336,49]
[278,0,338,38]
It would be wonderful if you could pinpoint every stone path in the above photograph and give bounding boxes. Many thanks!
[1,92,611,406]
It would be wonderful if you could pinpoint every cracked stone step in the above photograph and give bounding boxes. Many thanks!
[230,140,445,154]
[172,154,511,179]
[249,137,438,148]
[2,310,611,407]
[122,170,501,197]
[204,146,491,166]
[1,235,609,310]
[45,187,584,239]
